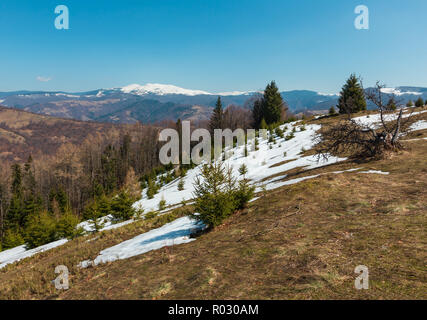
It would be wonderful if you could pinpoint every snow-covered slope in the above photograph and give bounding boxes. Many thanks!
[0,239,68,269]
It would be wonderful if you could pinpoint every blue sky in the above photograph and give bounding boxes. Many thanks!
[0,0,426,93]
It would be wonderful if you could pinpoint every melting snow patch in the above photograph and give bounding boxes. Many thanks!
[0,239,68,269]
[359,170,390,175]
[409,120,427,132]
[78,216,205,268]
[353,110,427,129]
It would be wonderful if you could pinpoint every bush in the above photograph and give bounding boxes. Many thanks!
[110,190,136,221]
[144,211,159,220]
[177,178,185,191]
[2,229,25,250]
[83,199,105,232]
[192,162,254,228]
[192,163,237,228]
[275,127,284,138]
[285,132,295,141]
[56,212,83,240]
[158,197,166,211]
[415,97,424,108]
[24,212,57,249]
[235,164,255,210]
[146,178,159,199]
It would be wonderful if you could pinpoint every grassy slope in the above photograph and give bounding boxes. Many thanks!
[0,110,426,300]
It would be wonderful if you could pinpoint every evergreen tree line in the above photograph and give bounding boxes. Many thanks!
[208,81,291,135]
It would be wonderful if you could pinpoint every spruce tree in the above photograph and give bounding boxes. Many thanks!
[177,178,185,191]
[252,81,287,128]
[5,164,24,231]
[262,81,285,124]
[337,74,367,114]
[415,97,424,108]
[110,190,136,221]
[235,164,255,210]
[192,162,237,227]
[83,199,104,232]
[209,97,224,133]
[24,211,57,249]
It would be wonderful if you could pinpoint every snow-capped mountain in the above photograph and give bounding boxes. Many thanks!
[120,83,213,96]
[0,84,425,124]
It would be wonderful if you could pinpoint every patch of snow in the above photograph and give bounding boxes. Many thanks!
[409,120,427,132]
[403,137,427,141]
[359,170,390,175]
[0,239,68,269]
[78,216,205,268]
[353,110,427,129]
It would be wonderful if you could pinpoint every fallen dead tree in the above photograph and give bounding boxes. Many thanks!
[316,82,414,160]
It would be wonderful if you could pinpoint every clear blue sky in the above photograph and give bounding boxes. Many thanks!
[0,0,426,93]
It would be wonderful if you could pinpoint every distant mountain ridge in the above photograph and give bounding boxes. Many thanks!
[1,84,425,124]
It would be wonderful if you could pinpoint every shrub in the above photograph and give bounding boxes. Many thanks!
[2,229,25,250]
[24,212,57,249]
[415,97,424,108]
[275,127,284,138]
[146,178,159,199]
[285,132,295,141]
[192,162,254,228]
[192,163,237,228]
[110,190,136,221]
[56,212,83,239]
[158,197,166,211]
[177,178,185,191]
[83,199,105,232]
[235,165,255,210]
[144,211,159,220]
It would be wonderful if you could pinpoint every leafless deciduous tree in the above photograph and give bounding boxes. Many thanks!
[316,82,414,160]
